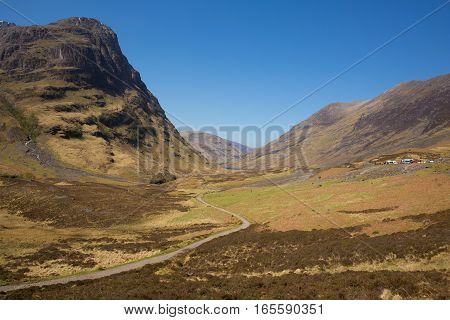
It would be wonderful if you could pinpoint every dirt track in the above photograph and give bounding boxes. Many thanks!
[0,195,250,293]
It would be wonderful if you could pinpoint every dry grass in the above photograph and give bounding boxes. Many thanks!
[0,176,235,285]
[45,135,112,172]
[238,251,449,277]
[1,78,210,180]
[4,209,448,299]
[1,155,448,298]
[204,170,450,232]
[312,167,353,179]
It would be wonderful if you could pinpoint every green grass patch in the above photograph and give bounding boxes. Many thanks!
[0,95,39,140]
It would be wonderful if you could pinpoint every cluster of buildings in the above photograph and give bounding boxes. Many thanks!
[383,159,434,165]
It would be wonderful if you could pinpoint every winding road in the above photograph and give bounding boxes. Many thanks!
[0,195,250,293]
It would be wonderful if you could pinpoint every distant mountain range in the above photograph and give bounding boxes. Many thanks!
[180,131,253,165]
[1,17,448,178]
[239,74,450,171]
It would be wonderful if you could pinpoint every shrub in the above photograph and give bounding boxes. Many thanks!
[0,95,40,140]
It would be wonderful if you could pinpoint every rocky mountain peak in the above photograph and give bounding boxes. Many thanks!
[50,17,115,35]
[0,17,206,179]
[0,20,16,28]
[53,17,104,27]
[0,17,149,98]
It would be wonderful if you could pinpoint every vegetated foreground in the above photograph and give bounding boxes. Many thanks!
[0,176,237,286]
[1,17,449,299]
[1,160,449,299]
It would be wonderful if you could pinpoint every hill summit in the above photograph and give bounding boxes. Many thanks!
[0,17,206,180]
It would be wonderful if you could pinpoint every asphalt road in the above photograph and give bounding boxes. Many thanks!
[0,194,250,293]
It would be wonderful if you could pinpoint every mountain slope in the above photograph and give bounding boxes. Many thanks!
[180,131,252,165]
[0,17,206,180]
[240,74,450,170]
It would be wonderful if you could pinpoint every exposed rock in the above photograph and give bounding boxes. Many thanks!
[54,103,86,112]
[149,172,177,185]
[0,21,16,28]
[46,124,83,139]
[82,115,97,125]
[98,109,134,127]
[0,17,207,178]
[60,125,83,139]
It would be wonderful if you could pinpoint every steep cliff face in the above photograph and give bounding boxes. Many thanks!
[239,74,450,171]
[1,18,155,98]
[0,18,206,180]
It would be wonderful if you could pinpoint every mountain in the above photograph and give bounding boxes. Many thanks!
[240,74,450,171]
[180,131,252,165]
[0,17,206,181]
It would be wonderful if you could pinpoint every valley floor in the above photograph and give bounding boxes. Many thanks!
[0,161,449,299]
[0,177,237,286]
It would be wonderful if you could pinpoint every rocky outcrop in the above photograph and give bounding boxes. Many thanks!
[1,18,153,98]
[0,21,16,28]
[0,17,206,179]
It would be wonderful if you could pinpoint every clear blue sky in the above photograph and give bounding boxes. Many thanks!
[2,0,450,147]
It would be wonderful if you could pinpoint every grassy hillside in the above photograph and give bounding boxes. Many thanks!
[240,74,450,171]
[0,18,208,182]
